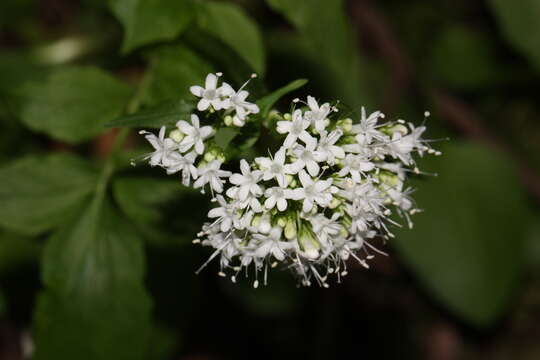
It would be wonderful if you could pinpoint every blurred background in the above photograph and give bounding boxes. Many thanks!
[1,0,540,359]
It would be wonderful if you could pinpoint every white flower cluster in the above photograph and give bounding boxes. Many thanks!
[139,73,259,193]
[140,73,441,288]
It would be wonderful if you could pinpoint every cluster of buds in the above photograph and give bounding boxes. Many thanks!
[140,73,441,287]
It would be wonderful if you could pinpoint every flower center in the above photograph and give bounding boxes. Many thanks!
[203,89,216,99]
[270,163,282,174]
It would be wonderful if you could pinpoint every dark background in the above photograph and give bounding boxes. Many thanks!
[1,0,540,359]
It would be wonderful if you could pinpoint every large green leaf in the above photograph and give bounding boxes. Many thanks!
[266,0,370,107]
[257,78,307,117]
[488,0,540,72]
[20,67,132,143]
[107,99,194,128]
[34,195,151,360]
[196,1,265,75]
[0,231,40,275]
[393,142,529,327]
[0,154,98,235]
[109,0,195,53]
[143,44,213,105]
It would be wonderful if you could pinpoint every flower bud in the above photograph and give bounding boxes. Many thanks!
[204,152,215,162]
[287,176,297,188]
[224,115,233,126]
[283,113,292,121]
[258,215,271,234]
[277,216,287,227]
[169,129,184,142]
[389,124,408,136]
[216,153,226,162]
[298,224,320,260]
[251,214,261,228]
[284,219,297,240]
[337,118,352,133]
[329,197,341,209]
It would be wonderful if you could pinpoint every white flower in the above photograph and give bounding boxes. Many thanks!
[226,186,263,212]
[386,187,413,211]
[229,159,263,201]
[317,129,345,164]
[310,213,342,248]
[288,135,325,176]
[252,227,293,261]
[177,114,214,155]
[338,154,375,183]
[207,195,239,232]
[290,170,336,213]
[194,160,231,193]
[165,151,198,186]
[304,96,330,132]
[389,124,427,162]
[221,82,259,120]
[190,73,227,111]
[264,186,294,211]
[351,107,386,143]
[232,115,245,127]
[276,109,312,148]
[142,126,176,167]
[255,147,294,187]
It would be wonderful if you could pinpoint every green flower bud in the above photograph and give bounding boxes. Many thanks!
[284,219,297,240]
[288,176,297,188]
[204,151,215,162]
[337,118,353,133]
[339,226,349,238]
[216,153,226,162]
[251,214,261,228]
[298,222,320,259]
[377,170,400,188]
[169,129,184,142]
[283,113,292,121]
[329,197,341,209]
[224,115,233,126]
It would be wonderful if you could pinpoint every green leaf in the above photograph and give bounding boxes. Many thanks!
[266,0,371,107]
[34,196,151,360]
[429,25,500,90]
[107,99,194,128]
[223,121,261,161]
[257,79,307,117]
[143,44,213,105]
[113,177,205,246]
[20,66,132,143]
[0,232,40,275]
[196,1,265,74]
[109,0,195,53]
[488,0,540,72]
[214,127,239,149]
[0,154,98,235]
[393,142,529,327]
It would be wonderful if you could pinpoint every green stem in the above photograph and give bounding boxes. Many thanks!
[95,72,148,198]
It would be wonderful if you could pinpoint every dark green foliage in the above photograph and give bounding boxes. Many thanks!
[393,143,529,327]
[109,0,195,53]
[0,154,98,235]
[20,67,133,143]
[1,0,540,358]
[107,99,195,128]
[34,196,151,360]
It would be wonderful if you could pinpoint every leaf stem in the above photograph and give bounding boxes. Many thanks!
[95,72,148,198]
